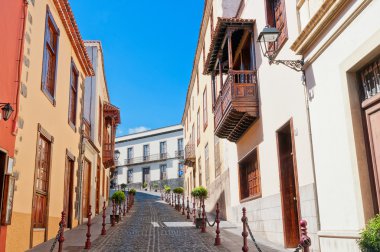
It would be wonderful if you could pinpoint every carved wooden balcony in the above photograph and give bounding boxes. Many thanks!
[184,143,195,166]
[214,70,259,142]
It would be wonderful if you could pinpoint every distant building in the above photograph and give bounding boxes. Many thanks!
[115,125,184,189]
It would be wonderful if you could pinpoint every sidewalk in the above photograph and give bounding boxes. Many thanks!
[28,204,126,252]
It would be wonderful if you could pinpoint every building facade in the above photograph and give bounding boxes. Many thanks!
[82,41,120,219]
[184,0,319,250]
[1,1,119,251]
[291,1,380,251]
[115,125,184,189]
[0,0,28,250]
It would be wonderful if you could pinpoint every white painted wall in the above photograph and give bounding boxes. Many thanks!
[115,125,184,185]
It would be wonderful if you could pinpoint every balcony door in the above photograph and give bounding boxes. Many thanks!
[143,145,150,161]
[359,59,380,213]
[142,167,150,184]
[277,120,300,248]
[160,141,167,159]
[82,159,91,220]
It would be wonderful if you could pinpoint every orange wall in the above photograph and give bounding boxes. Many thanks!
[0,0,26,251]
[0,0,26,157]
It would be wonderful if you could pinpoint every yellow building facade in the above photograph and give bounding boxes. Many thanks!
[5,0,95,250]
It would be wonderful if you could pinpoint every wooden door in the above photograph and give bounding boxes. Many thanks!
[82,159,91,219]
[63,157,74,228]
[96,157,101,214]
[277,122,300,248]
[365,100,380,211]
[0,151,6,225]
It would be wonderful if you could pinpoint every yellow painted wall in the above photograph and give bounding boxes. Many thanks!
[6,0,88,250]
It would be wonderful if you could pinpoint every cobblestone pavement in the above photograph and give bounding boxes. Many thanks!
[90,192,230,252]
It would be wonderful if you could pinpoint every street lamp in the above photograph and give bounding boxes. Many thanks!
[0,103,14,121]
[257,26,304,72]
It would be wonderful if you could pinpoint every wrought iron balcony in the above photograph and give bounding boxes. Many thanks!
[175,150,184,159]
[214,70,259,142]
[184,143,195,166]
[124,153,169,166]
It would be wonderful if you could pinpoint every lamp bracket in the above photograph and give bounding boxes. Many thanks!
[270,59,304,72]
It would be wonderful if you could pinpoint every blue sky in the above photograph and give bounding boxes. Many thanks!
[70,1,204,136]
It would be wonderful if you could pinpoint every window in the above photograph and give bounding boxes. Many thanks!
[203,88,208,130]
[178,163,184,178]
[41,8,59,104]
[239,148,261,200]
[127,169,133,183]
[98,99,102,144]
[197,69,200,94]
[197,109,200,145]
[143,145,150,161]
[160,164,167,180]
[205,144,210,185]
[127,147,134,164]
[359,56,380,100]
[177,138,184,157]
[266,0,288,50]
[160,141,167,159]
[68,60,79,127]
[33,131,52,228]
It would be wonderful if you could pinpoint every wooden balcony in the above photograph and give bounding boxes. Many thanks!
[184,143,195,166]
[103,143,115,168]
[214,70,259,142]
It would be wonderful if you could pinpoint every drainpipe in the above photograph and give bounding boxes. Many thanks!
[301,70,321,233]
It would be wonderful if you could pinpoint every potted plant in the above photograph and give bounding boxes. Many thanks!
[128,188,136,195]
[152,182,159,192]
[143,182,148,191]
[191,186,208,228]
[358,214,380,252]
[120,183,127,191]
[110,190,126,222]
[173,187,184,210]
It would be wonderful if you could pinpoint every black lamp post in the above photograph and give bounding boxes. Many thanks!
[257,26,304,72]
[0,103,14,121]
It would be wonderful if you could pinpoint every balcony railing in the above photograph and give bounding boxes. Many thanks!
[184,143,195,166]
[214,70,259,142]
[175,150,184,159]
[124,153,169,166]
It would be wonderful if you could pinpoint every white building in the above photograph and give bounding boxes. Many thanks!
[115,125,184,189]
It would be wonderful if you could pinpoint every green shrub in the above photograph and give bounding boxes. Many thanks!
[152,183,159,189]
[173,187,184,194]
[358,214,380,252]
[143,182,148,188]
[128,188,136,195]
[111,190,126,204]
[120,183,127,190]
[164,185,171,193]
[191,186,208,199]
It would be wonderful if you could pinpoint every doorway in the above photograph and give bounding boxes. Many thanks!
[0,151,6,225]
[63,156,74,228]
[82,159,91,220]
[277,120,300,248]
[142,168,150,185]
[96,156,101,214]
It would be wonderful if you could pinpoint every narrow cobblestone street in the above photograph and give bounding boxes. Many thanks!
[91,192,229,252]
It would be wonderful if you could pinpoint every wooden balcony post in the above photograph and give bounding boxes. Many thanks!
[227,29,233,70]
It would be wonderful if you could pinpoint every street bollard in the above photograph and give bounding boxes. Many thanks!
[123,199,126,216]
[127,195,129,213]
[182,194,185,215]
[201,200,206,233]
[300,220,312,252]
[214,203,221,246]
[119,203,122,221]
[58,211,66,252]
[84,205,92,249]
[101,202,106,235]
[193,201,196,224]
[241,207,248,252]
[186,197,190,219]
[111,199,116,227]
